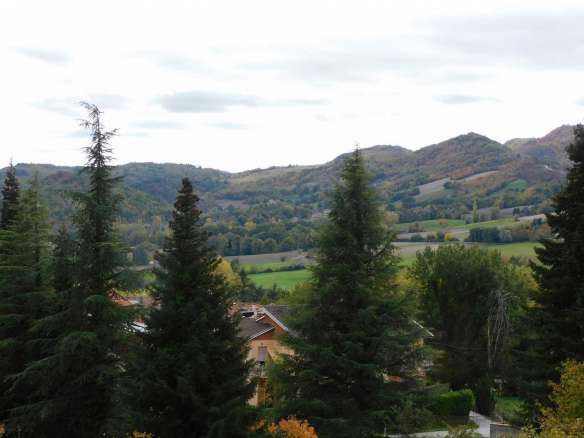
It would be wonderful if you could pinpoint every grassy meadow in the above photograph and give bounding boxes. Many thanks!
[248,269,312,289]
[245,241,541,289]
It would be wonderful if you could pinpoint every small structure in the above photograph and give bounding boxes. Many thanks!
[238,304,293,406]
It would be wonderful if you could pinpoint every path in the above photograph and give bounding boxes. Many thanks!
[469,410,493,437]
[388,410,494,437]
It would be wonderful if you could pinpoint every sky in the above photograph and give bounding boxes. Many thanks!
[2,0,584,172]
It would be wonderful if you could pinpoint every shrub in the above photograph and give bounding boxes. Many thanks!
[393,398,436,435]
[445,233,459,242]
[252,418,318,438]
[445,424,482,437]
[408,222,424,233]
[518,360,584,437]
[410,233,425,242]
[431,389,476,417]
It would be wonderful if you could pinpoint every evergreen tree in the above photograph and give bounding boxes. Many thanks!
[524,124,584,408]
[0,175,52,430]
[52,225,76,293]
[272,150,424,438]
[128,177,254,438]
[0,162,19,230]
[5,104,132,438]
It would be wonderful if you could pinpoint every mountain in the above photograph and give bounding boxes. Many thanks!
[0,125,575,257]
[506,125,574,170]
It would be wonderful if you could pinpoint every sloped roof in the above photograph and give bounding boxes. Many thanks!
[261,304,292,330]
[239,317,273,339]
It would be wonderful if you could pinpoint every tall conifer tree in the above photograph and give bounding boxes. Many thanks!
[0,162,19,230]
[128,177,253,438]
[272,150,424,438]
[5,104,131,438]
[0,175,52,430]
[52,225,76,293]
[525,124,584,406]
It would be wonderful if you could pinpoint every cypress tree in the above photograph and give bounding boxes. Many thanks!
[272,150,424,438]
[526,124,584,404]
[0,175,52,430]
[128,177,254,438]
[0,162,19,230]
[5,104,132,438]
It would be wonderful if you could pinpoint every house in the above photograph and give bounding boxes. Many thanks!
[238,304,293,406]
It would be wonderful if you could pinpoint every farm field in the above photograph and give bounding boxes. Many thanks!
[242,260,307,273]
[482,241,541,258]
[462,217,517,230]
[399,241,540,266]
[248,269,312,289]
[226,249,308,265]
[246,241,541,289]
[393,219,466,233]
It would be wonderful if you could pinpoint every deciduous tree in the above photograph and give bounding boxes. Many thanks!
[410,244,532,415]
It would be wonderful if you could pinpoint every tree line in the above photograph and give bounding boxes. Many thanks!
[1,106,583,437]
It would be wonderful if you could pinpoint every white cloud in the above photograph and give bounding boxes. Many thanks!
[15,47,70,65]
[1,0,584,171]
[434,94,500,105]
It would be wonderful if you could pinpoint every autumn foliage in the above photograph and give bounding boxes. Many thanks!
[253,418,318,438]
[521,360,584,438]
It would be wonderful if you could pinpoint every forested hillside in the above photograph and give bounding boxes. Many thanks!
[0,126,573,258]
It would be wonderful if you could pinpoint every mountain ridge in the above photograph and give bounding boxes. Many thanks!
[0,125,575,256]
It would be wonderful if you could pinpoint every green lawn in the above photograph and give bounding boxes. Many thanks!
[248,269,312,289]
[496,396,526,425]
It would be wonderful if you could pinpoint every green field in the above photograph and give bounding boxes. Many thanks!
[399,241,540,269]
[462,217,516,230]
[242,260,304,273]
[247,241,541,289]
[248,269,312,289]
[483,241,541,258]
[395,217,518,234]
[393,219,466,233]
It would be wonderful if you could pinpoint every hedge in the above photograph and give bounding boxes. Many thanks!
[431,389,476,417]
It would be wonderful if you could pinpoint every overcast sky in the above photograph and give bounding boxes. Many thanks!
[2,0,584,172]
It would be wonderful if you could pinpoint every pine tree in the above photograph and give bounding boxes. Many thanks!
[0,162,19,230]
[5,104,132,438]
[0,175,53,430]
[525,124,584,407]
[128,177,254,438]
[272,150,424,438]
